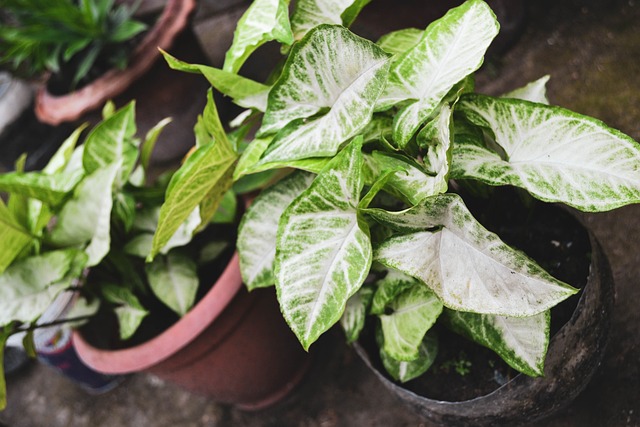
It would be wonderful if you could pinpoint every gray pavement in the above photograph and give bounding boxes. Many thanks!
[1,0,640,425]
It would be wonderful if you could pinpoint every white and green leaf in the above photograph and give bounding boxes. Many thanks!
[370,267,420,315]
[224,0,293,74]
[257,24,390,163]
[377,28,423,56]
[502,75,550,104]
[146,251,199,317]
[275,139,371,349]
[101,284,149,340]
[446,309,550,376]
[379,284,443,361]
[456,94,640,211]
[377,0,498,145]
[371,194,578,316]
[0,170,84,206]
[290,0,370,40]
[238,171,315,290]
[378,328,438,383]
[340,286,373,343]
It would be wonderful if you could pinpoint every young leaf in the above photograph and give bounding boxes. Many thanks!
[376,0,498,145]
[257,24,391,163]
[0,200,33,275]
[140,117,172,175]
[290,0,371,40]
[379,284,443,361]
[224,0,293,74]
[446,309,550,376]
[377,28,423,56]
[370,267,421,315]
[43,124,88,174]
[101,284,149,340]
[456,94,640,211]
[48,162,120,266]
[501,75,550,104]
[275,139,371,349]
[370,194,578,316]
[146,251,199,316]
[161,50,270,111]
[238,171,315,290]
[340,286,374,344]
[378,328,438,383]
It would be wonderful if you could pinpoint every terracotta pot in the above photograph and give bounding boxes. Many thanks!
[73,253,311,410]
[34,0,196,125]
[354,209,615,426]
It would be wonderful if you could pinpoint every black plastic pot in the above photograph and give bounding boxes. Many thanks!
[354,201,615,426]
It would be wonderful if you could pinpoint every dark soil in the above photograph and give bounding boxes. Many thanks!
[361,185,592,402]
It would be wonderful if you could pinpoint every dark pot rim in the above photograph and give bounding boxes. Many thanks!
[354,212,615,426]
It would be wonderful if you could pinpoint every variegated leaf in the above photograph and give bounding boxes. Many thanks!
[275,139,371,349]
[502,75,550,104]
[0,170,83,207]
[101,284,149,340]
[162,50,270,111]
[340,286,373,343]
[378,327,438,383]
[446,309,550,376]
[238,171,315,290]
[377,0,498,145]
[371,267,420,315]
[42,124,87,174]
[146,251,199,316]
[377,28,423,56]
[48,162,120,266]
[257,24,390,163]
[371,194,577,316]
[291,0,370,40]
[379,283,443,361]
[224,0,293,74]
[456,94,640,211]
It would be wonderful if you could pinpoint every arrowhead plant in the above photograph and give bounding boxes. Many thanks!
[153,0,640,387]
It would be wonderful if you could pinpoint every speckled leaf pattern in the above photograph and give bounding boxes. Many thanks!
[457,94,640,211]
[371,194,578,316]
[502,75,550,104]
[238,171,315,290]
[275,140,371,349]
[257,25,390,163]
[48,162,120,266]
[146,251,199,316]
[446,309,550,376]
[379,284,443,361]
[376,0,498,145]
[291,0,369,40]
[340,286,373,343]
[224,0,293,74]
[379,329,438,383]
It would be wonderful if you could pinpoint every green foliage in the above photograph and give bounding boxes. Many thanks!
[154,0,640,390]
[0,0,146,89]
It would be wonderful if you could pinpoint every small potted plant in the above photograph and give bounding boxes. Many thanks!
[0,100,309,412]
[0,0,195,125]
[152,0,640,423]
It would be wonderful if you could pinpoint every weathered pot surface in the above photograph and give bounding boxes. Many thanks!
[34,0,196,125]
[73,253,311,410]
[354,204,615,426]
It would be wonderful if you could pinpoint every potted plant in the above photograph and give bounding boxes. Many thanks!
[0,0,195,125]
[150,0,640,423]
[0,100,309,411]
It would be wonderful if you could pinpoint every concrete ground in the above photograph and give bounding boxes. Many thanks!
[1,0,640,425]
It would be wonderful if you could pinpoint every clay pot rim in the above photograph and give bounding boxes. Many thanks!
[34,0,196,125]
[73,252,244,373]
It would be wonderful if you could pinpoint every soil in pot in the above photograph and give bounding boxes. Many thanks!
[359,185,592,402]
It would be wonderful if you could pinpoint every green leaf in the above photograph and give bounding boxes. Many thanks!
[0,250,87,325]
[377,28,423,56]
[48,162,120,266]
[161,50,270,111]
[133,206,203,257]
[291,0,370,40]
[370,194,578,316]
[211,190,238,224]
[238,171,315,290]
[446,309,550,376]
[455,94,640,211]
[378,327,438,383]
[224,0,293,74]
[340,286,373,343]
[150,135,238,260]
[257,25,390,163]
[0,170,84,206]
[275,138,371,349]
[101,284,149,340]
[377,0,498,145]
[146,251,199,316]
[140,117,172,175]
[370,267,420,315]
[502,75,550,104]
[379,284,443,361]
[43,124,88,174]
[1,326,11,410]
[0,200,33,275]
